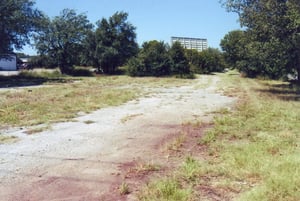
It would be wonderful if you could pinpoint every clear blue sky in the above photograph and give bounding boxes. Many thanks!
[23,0,241,55]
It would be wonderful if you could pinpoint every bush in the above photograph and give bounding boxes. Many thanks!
[198,48,226,74]
[185,48,225,74]
[126,41,171,77]
[169,41,191,76]
[126,40,194,78]
[142,41,171,76]
[126,57,147,77]
[29,55,57,69]
[70,67,94,77]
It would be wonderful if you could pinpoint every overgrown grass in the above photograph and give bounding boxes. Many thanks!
[139,177,193,201]
[18,69,64,79]
[0,71,193,128]
[134,161,161,173]
[139,71,300,200]
[180,156,204,182]
[166,132,186,152]
[201,73,300,200]
[119,181,130,195]
[138,156,208,200]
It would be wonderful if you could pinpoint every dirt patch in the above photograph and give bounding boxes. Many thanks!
[0,75,235,200]
[100,123,211,201]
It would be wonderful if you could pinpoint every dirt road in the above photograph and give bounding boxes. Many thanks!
[0,75,235,201]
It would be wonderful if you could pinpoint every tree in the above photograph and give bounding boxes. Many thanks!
[80,30,98,67]
[222,0,300,81]
[141,40,171,76]
[126,56,146,77]
[221,30,263,77]
[185,49,202,73]
[0,0,44,55]
[220,30,247,69]
[83,12,138,74]
[198,48,225,74]
[127,40,171,77]
[29,55,57,68]
[127,40,195,78]
[34,9,93,74]
[169,41,190,76]
[185,48,225,74]
[286,0,300,81]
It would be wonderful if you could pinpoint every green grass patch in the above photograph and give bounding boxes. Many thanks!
[134,161,161,173]
[201,72,300,200]
[18,69,64,79]
[180,156,205,182]
[166,133,186,152]
[119,181,130,195]
[139,72,300,200]
[0,73,193,128]
[139,177,193,201]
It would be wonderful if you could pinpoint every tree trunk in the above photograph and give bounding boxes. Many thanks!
[296,54,300,85]
[59,64,73,75]
[297,66,300,85]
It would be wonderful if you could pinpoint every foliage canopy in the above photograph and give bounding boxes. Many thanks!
[0,0,44,54]
[34,9,93,74]
[221,0,300,81]
[82,12,138,74]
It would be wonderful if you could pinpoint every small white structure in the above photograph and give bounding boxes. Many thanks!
[0,55,17,71]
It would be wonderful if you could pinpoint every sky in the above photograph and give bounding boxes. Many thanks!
[23,0,241,55]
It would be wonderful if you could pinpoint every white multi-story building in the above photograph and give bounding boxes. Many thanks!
[171,36,208,52]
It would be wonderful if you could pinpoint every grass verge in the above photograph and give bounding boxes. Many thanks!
[207,73,300,201]
[138,177,193,201]
[138,72,300,201]
[0,71,193,128]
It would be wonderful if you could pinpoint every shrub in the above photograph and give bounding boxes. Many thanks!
[126,57,147,77]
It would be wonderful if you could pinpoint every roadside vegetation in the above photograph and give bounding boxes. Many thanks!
[2,1,225,79]
[220,0,300,83]
[138,71,300,201]
[1,1,300,200]
[0,70,193,128]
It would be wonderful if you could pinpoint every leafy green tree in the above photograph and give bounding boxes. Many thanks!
[29,55,57,68]
[141,40,171,76]
[185,48,225,74]
[221,30,290,78]
[185,49,202,73]
[128,41,223,77]
[34,9,93,74]
[0,0,44,54]
[222,0,300,81]
[169,41,191,77]
[221,30,264,77]
[126,56,146,77]
[198,48,225,74]
[127,40,171,77]
[220,30,247,69]
[80,30,98,67]
[84,12,138,74]
[286,0,300,81]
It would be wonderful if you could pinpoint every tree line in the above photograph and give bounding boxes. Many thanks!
[4,0,298,82]
[127,41,225,77]
[220,0,300,82]
[1,0,226,77]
